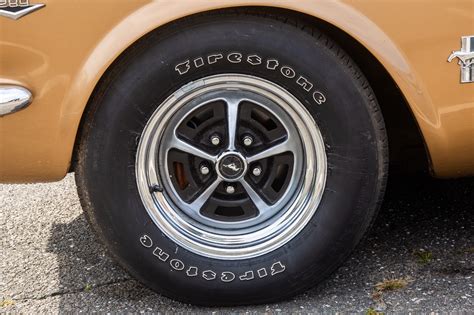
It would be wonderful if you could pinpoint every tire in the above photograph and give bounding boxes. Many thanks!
[76,13,387,306]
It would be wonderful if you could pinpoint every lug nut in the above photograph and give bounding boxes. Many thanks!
[243,135,253,147]
[252,166,262,177]
[200,165,210,175]
[225,185,235,194]
[210,135,221,146]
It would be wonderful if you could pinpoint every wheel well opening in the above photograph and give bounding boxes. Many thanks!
[70,6,429,175]
[236,6,430,175]
[308,14,430,175]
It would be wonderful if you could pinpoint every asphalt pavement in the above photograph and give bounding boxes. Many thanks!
[1,173,473,313]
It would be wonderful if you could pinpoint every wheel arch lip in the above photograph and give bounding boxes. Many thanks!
[71,2,421,126]
[1,1,470,182]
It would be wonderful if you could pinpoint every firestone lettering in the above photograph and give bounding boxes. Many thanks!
[140,234,287,283]
[174,53,327,105]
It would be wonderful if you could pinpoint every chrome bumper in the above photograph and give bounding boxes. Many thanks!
[0,85,32,116]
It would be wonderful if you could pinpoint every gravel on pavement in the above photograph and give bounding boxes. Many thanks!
[1,173,473,313]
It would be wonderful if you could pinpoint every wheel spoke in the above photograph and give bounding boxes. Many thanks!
[171,135,217,162]
[189,178,222,210]
[225,97,241,150]
[240,179,269,212]
[246,139,294,163]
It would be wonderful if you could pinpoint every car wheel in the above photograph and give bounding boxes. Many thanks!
[76,13,388,305]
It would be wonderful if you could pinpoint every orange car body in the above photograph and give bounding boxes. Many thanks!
[1,0,473,183]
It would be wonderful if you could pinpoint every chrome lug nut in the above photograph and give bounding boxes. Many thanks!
[252,166,262,177]
[200,165,210,175]
[225,185,235,194]
[210,135,221,146]
[243,135,253,146]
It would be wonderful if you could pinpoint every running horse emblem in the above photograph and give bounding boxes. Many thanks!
[448,51,474,67]
[447,36,474,83]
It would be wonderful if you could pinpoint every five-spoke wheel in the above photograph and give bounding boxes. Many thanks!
[136,74,326,259]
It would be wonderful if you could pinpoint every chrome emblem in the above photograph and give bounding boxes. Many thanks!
[217,153,246,180]
[447,35,474,83]
[0,0,45,20]
[223,163,241,172]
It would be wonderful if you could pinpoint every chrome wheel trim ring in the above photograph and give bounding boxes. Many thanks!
[136,74,327,260]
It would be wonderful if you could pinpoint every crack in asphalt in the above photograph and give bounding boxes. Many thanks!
[11,279,134,302]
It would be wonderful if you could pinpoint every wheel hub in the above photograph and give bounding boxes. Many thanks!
[216,152,247,181]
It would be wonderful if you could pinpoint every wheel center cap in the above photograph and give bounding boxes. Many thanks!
[217,152,247,181]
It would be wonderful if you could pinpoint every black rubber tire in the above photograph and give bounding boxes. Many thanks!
[76,12,388,306]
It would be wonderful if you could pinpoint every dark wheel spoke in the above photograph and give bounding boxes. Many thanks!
[239,178,271,213]
[188,178,222,210]
[247,139,296,163]
[224,97,241,151]
[168,132,218,162]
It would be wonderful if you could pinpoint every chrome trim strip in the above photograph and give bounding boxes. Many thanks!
[0,4,45,20]
[0,85,32,116]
